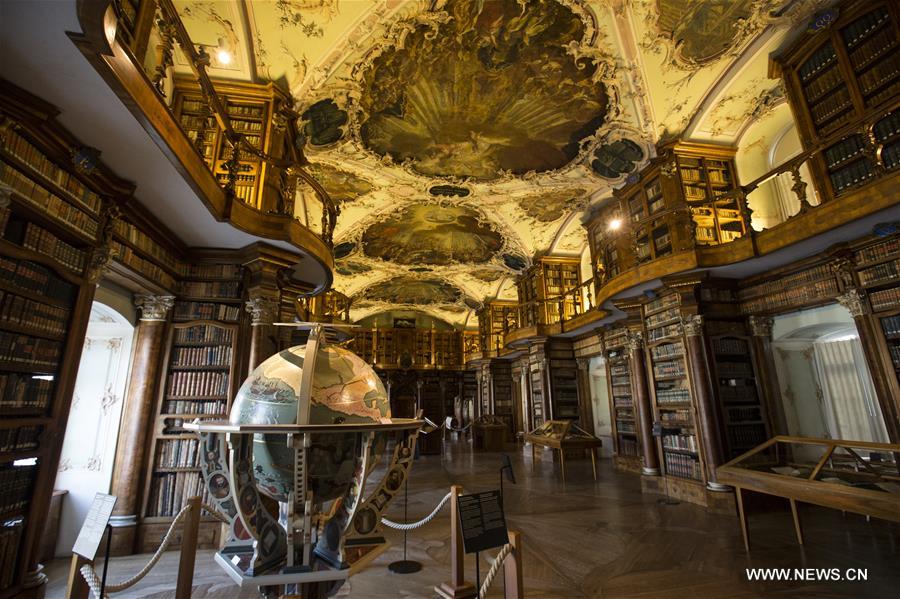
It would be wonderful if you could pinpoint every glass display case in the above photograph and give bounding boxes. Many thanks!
[717,436,900,551]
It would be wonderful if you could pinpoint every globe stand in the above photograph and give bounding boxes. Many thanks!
[389,477,422,574]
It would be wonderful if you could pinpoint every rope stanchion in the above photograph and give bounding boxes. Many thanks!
[478,543,513,598]
[78,499,208,598]
[381,490,452,531]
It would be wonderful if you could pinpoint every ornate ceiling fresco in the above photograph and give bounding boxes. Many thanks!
[172,0,834,327]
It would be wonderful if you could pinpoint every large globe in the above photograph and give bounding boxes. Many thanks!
[230,343,391,503]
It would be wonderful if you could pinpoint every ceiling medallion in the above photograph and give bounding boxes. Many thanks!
[361,276,463,305]
[353,0,610,181]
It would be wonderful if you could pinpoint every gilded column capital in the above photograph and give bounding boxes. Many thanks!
[681,314,704,337]
[624,330,643,352]
[245,295,279,326]
[836,288,871,318]
[575,357,590,370]
[748,315,773,339]
[134,295,175,321]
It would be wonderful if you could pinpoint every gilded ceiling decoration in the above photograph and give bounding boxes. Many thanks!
[361,204,504,266]
[362,277,463,305]
[356,0,609,180]
[168,0,832,326]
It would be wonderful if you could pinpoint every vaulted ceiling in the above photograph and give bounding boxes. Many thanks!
[172,0,832,327]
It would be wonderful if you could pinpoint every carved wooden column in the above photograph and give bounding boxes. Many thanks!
[747,316,787,435]
[245,294,279,369]
[682,315,727,491]
[625,331,659,476]
[108,294,174,555]
[575,357,596,435]
[837,289,900,442]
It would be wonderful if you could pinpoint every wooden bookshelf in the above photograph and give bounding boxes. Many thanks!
[171,77,293,213]
[603,327,642,472]
[774,0,900,200]
[137,266,243,553]
[856,235,900,390]
[349,326,466,371]
[516,257,582,327]
[477,300,518,355]
[0,98,109,596]
[643,292,708,499]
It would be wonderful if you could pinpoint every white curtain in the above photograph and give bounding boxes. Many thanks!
[811,337,889,443]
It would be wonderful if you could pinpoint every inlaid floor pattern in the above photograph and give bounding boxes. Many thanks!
[46,440,900,598]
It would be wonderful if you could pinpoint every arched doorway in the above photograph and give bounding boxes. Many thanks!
[53,302,135,556]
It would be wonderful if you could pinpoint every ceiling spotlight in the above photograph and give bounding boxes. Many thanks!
[216,38,232,65]
[608,218,622,231]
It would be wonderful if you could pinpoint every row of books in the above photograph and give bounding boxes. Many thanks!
[857,55,899,96]
[712,338,749,355]
[616,421,635,434]
[0,517,23,591]
[823,135,865,169]
[739,279,839,314]
[858,258,899,286]
[3,168,99,243]
[174,325,234,345]
[662,433,697,453]
[179,114,214,131]
[231,119,263,133]
[18,221,87,273]
[0,331,61,369]
[683,184,708,201]
[0,425,40,453]
[651,341,684,360]
[738,264,833,300]
[800,42,837,82]
[225,103,265,119]
[3,130,102,214]
[646,306,680,328]
[0,291,69,336]
[660,408,691,424]
[881,315,900,338]
[726,423,768,448]
[656,386,691,404]
[0,464,36,514]
[170,345,233,367]
[644,293,680,315]
[113,219,181,272]
[653,362,685,378]
[841,6,890,50]
[174,302,240,322]
[726,406,763,422]
[849,26,895,70]
[888,344,900,366]
[647,323,682,342]
[617,436,640,457]
[719,384,759,403]
[184,263,243,280]
[664,452,702,480]
[178,280,241,299]
[110,241,177,290]
[803,65,842,102]
[0,374,54,413]
[717,361,754,378]
[155,438,200,469]
[146,472,211,518]
[162,399,227,415]
[873,111,900,143]
[0,257,75,303]
[611,375,630,388]
[829,156,875,193]
[809,87,852,125]
[166,370,229,398]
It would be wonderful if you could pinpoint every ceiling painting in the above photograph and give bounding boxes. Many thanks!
[361,204,504,266]
[163,0,836,328]
[361,276,462,305]
[355,0,609,181]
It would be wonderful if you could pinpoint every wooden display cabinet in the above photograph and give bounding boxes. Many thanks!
[855,235,900,390]
[603,327,643,473]
[773,0,900,201]
[171,77,294,213]
[516,256,582,327]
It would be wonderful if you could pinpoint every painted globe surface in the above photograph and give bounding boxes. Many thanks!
[230,343,391,503]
